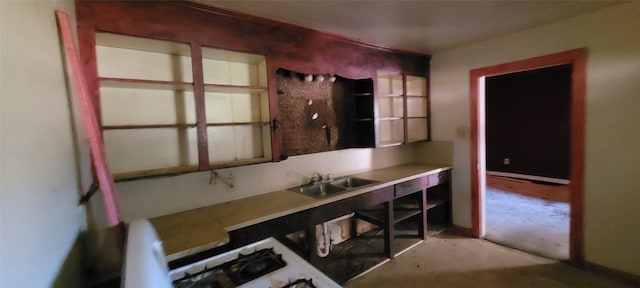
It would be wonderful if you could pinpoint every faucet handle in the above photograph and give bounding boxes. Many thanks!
[325,173,332,181]
[311,171,320,183]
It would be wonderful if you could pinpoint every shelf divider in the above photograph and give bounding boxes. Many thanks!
[99,77,193,91]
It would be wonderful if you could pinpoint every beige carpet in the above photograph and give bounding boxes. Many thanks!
[485,188,569,259]
[346,233,633,288]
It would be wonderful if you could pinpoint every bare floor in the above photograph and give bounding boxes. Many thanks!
[486,188,570,259]
[346,233,633,288]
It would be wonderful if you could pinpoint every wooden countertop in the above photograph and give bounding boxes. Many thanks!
[149,163,451,261]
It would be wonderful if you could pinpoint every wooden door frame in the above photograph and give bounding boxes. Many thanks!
[469,48,586,263]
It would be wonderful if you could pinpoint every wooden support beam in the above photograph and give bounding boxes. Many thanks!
[56,10,121,226]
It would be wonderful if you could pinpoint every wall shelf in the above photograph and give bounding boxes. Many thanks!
[203,83,267,94]
[376,72,429,145]
[113,165,200,182]
[99,77,194,91]
[95,32,272,179]
[102,124,197,130]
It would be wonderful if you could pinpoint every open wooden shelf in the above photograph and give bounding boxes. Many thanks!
[355,208,421,226]
[95,32,272,181]
[100,77,193,91]
[113,165,200,182]
[376,72,429,146]
[205,122,270,127]
[426,199,447,210]
[203,83,267,94]
[102,123,197,130]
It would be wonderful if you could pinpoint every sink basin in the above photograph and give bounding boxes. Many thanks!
[290,183,347,198]
[330,176,378,188]
[288,176,378,199]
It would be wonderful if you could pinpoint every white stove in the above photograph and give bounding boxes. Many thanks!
[124,219,341,288]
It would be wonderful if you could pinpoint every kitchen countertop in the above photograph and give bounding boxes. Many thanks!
[149,163,451,261]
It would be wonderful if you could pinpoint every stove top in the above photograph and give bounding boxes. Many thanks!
[169,238,341,288]
[225,248,287,285]
[173,248,287,288]
[124,220,340,288]
[281,278,317,288]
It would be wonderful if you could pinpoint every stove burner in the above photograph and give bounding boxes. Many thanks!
[173,265,229,288]
[282,278,317,288]
[224,248,287,285]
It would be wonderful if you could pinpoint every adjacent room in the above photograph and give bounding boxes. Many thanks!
[2,1,639,287]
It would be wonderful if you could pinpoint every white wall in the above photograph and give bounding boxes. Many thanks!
[431,2,640,276]
[0,1,92,287]
[117,144,414,221]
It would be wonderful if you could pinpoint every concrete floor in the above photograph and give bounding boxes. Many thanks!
[485,188,570,259]
[345,233,633,288]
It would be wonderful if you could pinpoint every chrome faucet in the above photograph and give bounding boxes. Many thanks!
[310,172,332,184]
[311,171,321,184]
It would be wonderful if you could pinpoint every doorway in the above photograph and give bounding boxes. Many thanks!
[484,64,572,259]
[469,48,587,263]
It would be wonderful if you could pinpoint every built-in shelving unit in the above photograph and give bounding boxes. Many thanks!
[425,177,452,236]
[348,79,375,148]
[406,75,429,142]
[376,72,405,147]
[95,33,271,180]
[376,72,429,146]
[96,33,199,179]
[201,46,272,167]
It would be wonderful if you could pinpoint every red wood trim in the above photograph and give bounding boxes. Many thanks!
[373,76,381,147]
[175,1,428,57]
[469,68,482,238]
[569,48,587,264]
[469,48,587,263]
[77,23,101,128]
[75,1,429,79]
[426,62,432,141]
[190,43,210,170]
[450,225,475,238]
[57,11,121,226]
[402,74,409,143]
[267,63,282,161]
[77,22,102,184]
[102,124,197,130]
[486,175,570,203]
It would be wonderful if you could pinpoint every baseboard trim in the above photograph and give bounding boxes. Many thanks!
[487,171,570,185]
[449,225,475,237]
[583,261,640,287]
[487,175,571,203]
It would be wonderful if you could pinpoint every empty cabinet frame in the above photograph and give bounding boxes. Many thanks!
[96,33,271,178]
[376,72,429,146]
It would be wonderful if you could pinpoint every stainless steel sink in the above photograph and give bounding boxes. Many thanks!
[330,176,377,188]
[295,183,347,198]
[288,176,378,199]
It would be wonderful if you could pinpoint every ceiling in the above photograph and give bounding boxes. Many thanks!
[199,0,624,54]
